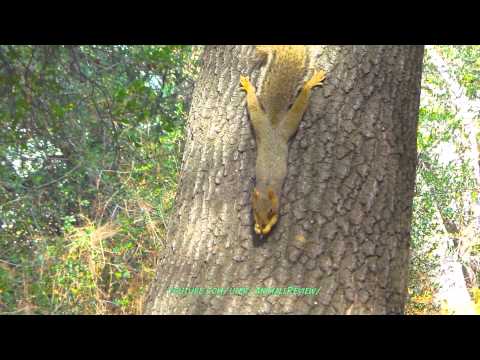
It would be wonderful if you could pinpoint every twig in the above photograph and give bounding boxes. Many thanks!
[0,258,19,267]
[32,162,82,190]
[1,163,82,208]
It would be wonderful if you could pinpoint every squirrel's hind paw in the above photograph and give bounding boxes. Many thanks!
[306,70,326,90]
[240,75,254,93]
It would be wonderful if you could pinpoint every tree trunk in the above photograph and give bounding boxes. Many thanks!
[145,45,424,315]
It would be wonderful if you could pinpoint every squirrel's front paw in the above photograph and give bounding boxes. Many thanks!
[307,70,326,89]
[240,75,253,93]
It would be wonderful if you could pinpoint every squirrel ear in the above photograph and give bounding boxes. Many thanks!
[267,189,276,200]
[253,189,260,199]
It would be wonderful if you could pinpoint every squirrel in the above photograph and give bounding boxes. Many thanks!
[240,45,326,236]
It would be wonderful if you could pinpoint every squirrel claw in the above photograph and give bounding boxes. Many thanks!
[306,70,326,90]
[240,75,253,93]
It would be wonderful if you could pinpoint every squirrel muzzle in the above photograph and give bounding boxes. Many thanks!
[252,189,279,235]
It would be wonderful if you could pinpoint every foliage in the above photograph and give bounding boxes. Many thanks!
[406,46,480,315]
[0,45,201,314]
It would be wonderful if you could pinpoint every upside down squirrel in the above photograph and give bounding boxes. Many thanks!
[240,45,326,236]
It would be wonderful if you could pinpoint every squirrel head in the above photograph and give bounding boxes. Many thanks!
[252,188,279,235]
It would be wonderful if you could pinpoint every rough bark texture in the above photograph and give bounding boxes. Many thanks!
[145,45,424,315]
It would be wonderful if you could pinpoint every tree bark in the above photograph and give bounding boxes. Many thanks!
[145,45,424,315]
